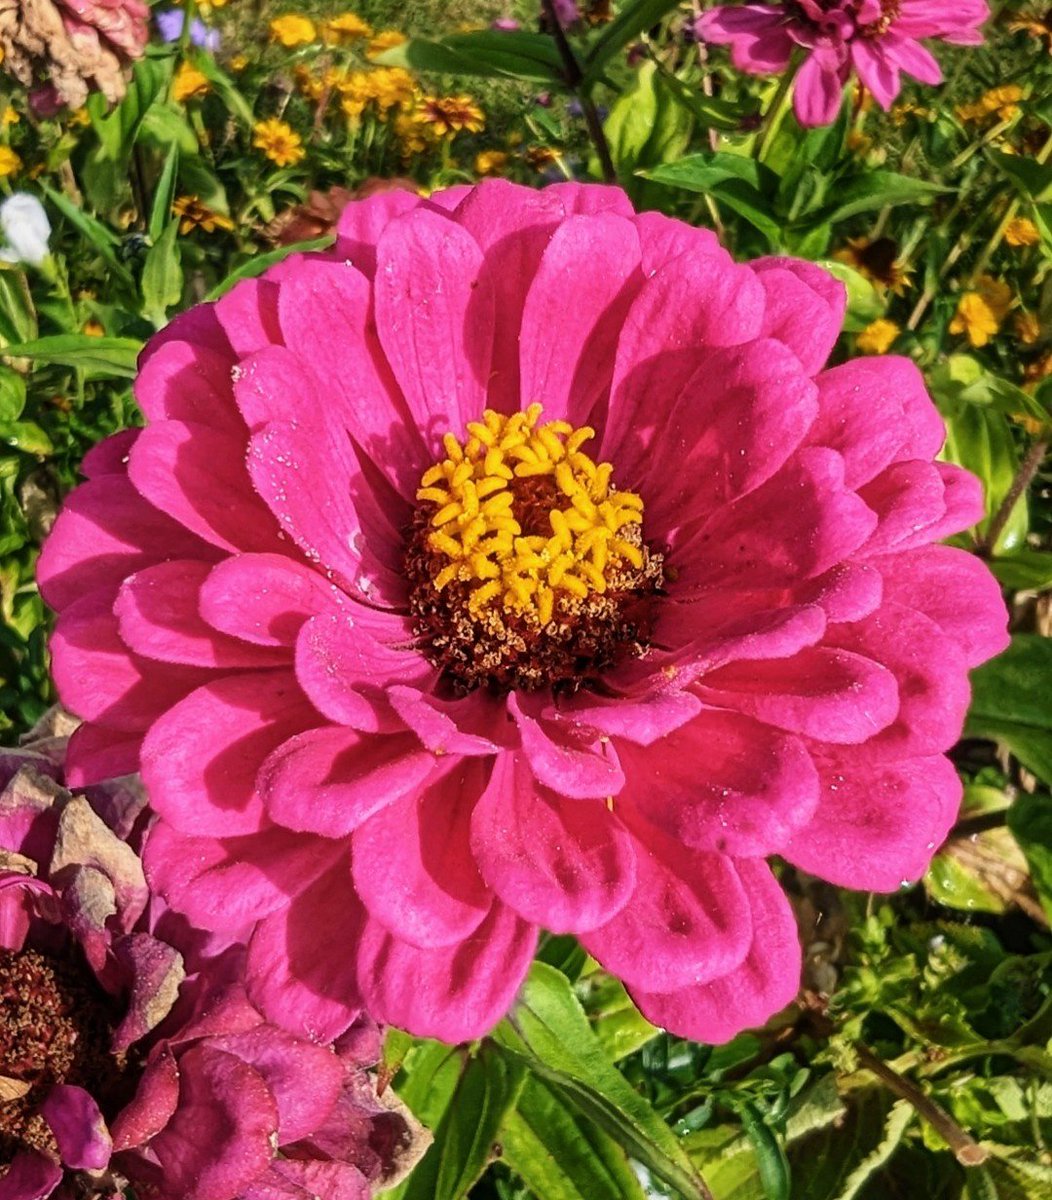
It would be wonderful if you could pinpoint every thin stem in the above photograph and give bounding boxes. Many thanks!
[969,133,1052,284]
[854,1045,988,1167]
[755,59,797,164]
[541,0,617,184]
[981,438,1049,556]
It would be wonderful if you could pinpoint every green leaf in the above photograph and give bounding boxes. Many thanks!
[1,334,142,379]
[736,1100,791,1200]
[1007,793,1052,922]
[496,962,711,1200]
[39,185,135,289]
[0,366,26,421]
[149,144,181,244]
[379,31,564,83]
[205,237,334,300]
[389,1044,526,1200]
[967,635,1052,784]
[0,420,53,456]
[192,54,257,127]
[940,403,1027,553]
[604,62,660,179]
[641,154,782,246]
[810,171,948,225]
[988,550,1052,590]
[583,0,684,86]
[988,150,1052,202]
[138,104,199,156]
[141,218,183,328]
[500,1075,647,1200]
[815,260,883,331]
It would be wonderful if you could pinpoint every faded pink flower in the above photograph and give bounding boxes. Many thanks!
[0,0,150,108]
[697,1,989,126]
[40,181,1008,1047]
[0,713,422,1198]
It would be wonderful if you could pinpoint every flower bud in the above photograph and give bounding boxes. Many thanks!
[0,193,52,268]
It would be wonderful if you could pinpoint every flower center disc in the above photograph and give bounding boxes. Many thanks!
[0,947,127,1161]
[405,404,665,693]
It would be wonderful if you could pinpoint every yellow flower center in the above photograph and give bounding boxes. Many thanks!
[406,405,664,693]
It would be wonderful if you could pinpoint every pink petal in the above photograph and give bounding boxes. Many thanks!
[783,749,961,889]
[554,688,702,747]
[245,1162,370,1200]
[200,553,345,648]
[751,260,845,374]
[115,559,289,668]
[144,818,344,931]
[519,213,642,427]
[629,859,801,1043]
[141,670,317,836]
[214,277,282,356]
[697,645,899,744]
[387,685,503,756]
[334,188,425,278]
[127,420,287,555]
[111,1047,180,1151]
[859,460,983,556]
[697,6,795,73]
[247,862,364,1042]
[617,709,819,856]
[80,427,139,478]
[208,1025,345,1143]
[146,1044,278,1200]
[356,901,537,1042]
[470,751,636,932]
[674,448,877,593]
[509,692,624,799]
[825,602,970,757]
[793,52,845,127]
[654,600,826,674]
[40,1084,111,1168]
[37,474,219,613]
[545,181,636,217]
[580,825,751,992]
[65,723,142,786]
[850,39,902,109]
[0,1152,62,1200]
[795,562,884,623]
[134,338,244,435]
[352,759,492,947]
[259,724,435,839]
[874,545,1008,667]
[373,207,493,448]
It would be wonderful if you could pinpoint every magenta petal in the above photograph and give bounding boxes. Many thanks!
[629,859,801,1043]
[111,1048,180,1151]
[519,212,642,427]
[259,725,435,838]
[793,51,845,127]
[247,862,364,1041]
[134,337,243,435]
[387,685,502,756]
[374,207,493,448]
[784,749,961,890]
[850,38,902,109]
[357,902,537,1042]
[116,559,288,668]
[471,751,635,933]
[334,187,424,277]
[37,474,219,613]
[509,692,624,799]
[127,420,286,554]
[209,1025,345,1143]
[80,427,139,478]
[875,545,1008,667]
[200,553,345,648]
[42,1083,111,1169]
[581,828,751,992]
[698,645,899,744]
[826,602,970,757]
[245,1161,371,1200]
[697,6,795,74]
[352,760,491,947]
[141,671,317,836]
[618,709,819,856]
[145,818,344,930]
[65,723,142,787]
[0,1152,62,1200]
[556,688,702,747]
[214,277,282,356]
[147,1044,278,1200]
[751,259,845,375]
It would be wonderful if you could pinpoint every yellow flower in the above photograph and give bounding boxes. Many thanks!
[252,118,306,167]
[976,274,1013,322]
[0,146,21,177]
[322,13,373,45]
[949,293,1001,348]
[1015,312,1042,345]
[174,62,211,102]
[956,84,1025,124]
[229,53,249,73]
[82,320,105,337]
[172,195,234,235]
[418,94,485,137]
[368,30,407,58]
[525,144,558,171]
[1,106,18,127]
[269,15,317,47]
[475,149,509,176]
[394,110,433,156]
[1005,216,1041,247]
[370,67,416,113]
[68,108,90,127]
[833,236,910,295]
[856,318,900,355]
[845,130,872,156]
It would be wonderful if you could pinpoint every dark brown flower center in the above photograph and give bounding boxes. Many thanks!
[404,406,665,694]
[0,947,127,1164]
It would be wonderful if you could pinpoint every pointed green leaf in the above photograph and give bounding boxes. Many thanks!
[1,334,142,379]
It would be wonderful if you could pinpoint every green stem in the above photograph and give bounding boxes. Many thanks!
[980,437,1048,557]
[755,59,798,165]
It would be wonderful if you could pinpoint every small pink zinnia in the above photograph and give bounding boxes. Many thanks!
[40,180,1007,1047]
[697,1,989,126]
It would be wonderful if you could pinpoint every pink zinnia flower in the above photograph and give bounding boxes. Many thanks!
[0,714,422,1198]
[697,1,989,126]
[39,181,1008,1047]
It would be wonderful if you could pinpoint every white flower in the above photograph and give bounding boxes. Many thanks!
[0,193,51,267]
